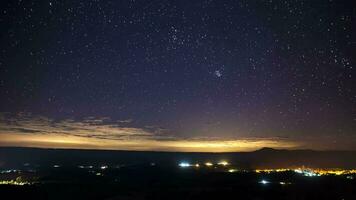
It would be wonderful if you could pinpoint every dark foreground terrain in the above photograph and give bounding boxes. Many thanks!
[1,166,356,200]
[1,147,356,200]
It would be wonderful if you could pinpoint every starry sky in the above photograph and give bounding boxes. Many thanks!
[0,0,355,152]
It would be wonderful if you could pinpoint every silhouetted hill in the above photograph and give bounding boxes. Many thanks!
[0,147,356,169]
[246,147,356,168]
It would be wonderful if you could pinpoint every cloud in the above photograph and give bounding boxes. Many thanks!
[0,113,157,141]
[0,112,303,152]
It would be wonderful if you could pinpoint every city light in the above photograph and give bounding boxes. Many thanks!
[311,169,356,176]
[279,181,291,185]
[255,169,290,173]
[100,165,108,170]
[0,169,20,174]
[174,163,356,176]
[179,162,191,168]
[294,169,320,177]
[78,165,93,169]
[205,162,213,166]
[259,180,270,185]
[0,180,31,186]
[255,168,356,177]
[217,161,229,166]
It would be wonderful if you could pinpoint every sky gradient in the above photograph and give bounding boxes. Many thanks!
[0,0,355,151]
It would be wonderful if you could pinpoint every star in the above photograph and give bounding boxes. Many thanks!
[214,70,222,78]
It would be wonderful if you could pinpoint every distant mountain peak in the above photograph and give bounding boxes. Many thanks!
[255,147,277,152]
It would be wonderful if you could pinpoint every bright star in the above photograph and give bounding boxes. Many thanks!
[214,70,222,77]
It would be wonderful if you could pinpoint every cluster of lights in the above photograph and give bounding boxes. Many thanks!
[279,181,291,185]
[217,161,229,166]
[310,169,356,176]
[255,169,290,173]
[294,169,320,177]
[179,161,229,168]
[78,165,93,169]
[178,162,191,168]
[258,180,291,185]
[178,162,356,176]
[293,168,356,177]
[0,180,31,186]
[0,169,20,174]
[256,168,356,177]
[178,162,201,168]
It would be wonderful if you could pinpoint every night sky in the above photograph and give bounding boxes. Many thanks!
[0,0,355,151]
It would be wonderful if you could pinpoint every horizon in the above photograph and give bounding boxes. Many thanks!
[1,1,355,199]
[1,145,355,153]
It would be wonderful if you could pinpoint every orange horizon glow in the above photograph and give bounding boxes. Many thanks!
[1,113,354,152]
[0,133,299,152]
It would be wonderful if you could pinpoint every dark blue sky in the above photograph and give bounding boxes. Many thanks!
[0,0,355,151]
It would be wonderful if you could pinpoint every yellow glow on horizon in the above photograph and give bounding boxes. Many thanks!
[0,132,299,152]
[0,112,304,152]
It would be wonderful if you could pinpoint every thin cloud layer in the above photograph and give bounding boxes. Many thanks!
[0,113,156,140]
[0,112,301,152]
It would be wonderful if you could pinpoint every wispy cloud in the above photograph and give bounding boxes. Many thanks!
[0,112,161,141]
[0,112,303,152]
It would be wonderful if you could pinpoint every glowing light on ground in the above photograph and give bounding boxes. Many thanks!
[217,161,229,166]
[294,169,320,177]
[179,162,191,168]
[255,168,356,177]
[100,165,108,170]
[205,162,213,166]
[0,180,31,186]
[259,180,270,185]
